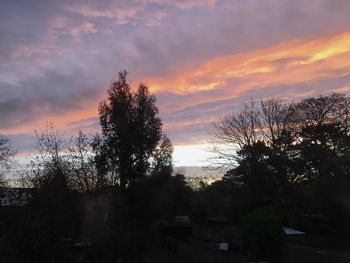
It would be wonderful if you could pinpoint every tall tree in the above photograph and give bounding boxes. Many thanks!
[133,84,162,179]
[97,71,162,193]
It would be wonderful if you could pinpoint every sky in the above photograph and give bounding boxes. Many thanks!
[1,0,350,166]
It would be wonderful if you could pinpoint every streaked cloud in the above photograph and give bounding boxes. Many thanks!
[1,0,350,165]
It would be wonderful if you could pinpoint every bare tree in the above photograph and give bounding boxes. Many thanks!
[210,100,263,169]
[0,134,15,168]
[336,95,350,133]
[210,98,294,170]
[211,93,350,184]
[69,131,106,193]
[295,93,344,126]
[22,123,70,189]
[260,98,291,143]
[21,124,105,194]
[0,134,15,186]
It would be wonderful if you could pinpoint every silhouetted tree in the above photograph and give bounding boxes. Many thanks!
[20,124,81,262]
[212,94,350,184]
[289,95,350,238]
[87,72,166,262]
[211,100,262,168]
[211,93,350,241]
[22,123,70,188]
[69,131,107,193]
[91,134,117,186]
[0,134,15,186]
[211,98,295,165]
[97,71,162,193]
[292,94,350,182]
[211,98,295,207]
[133,84,162,179]
[151,134,174,183]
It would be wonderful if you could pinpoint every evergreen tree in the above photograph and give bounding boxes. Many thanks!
[97,71,162,193]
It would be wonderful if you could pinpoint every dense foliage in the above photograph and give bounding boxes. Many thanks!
[207,93,350,256]
[241,208,283,260]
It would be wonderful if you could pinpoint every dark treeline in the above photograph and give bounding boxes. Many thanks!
[1,73,350,262]
[0,72,191,262]
[204,93,350,258]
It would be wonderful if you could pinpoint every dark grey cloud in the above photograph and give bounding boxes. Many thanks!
[0,69,101,129]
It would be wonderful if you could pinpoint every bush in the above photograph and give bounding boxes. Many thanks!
[241,207,284,260]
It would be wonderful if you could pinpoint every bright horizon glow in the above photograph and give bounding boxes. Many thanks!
[173,144,213,167]
[10,144,212,169]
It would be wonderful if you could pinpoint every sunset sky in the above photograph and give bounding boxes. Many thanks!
[1,0,350,166]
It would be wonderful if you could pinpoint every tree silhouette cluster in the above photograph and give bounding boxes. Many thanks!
[205,93,350,257]
[0,72,190,263]
[94,71,163,193]
[212,93,350,196]
[1,73,350,262]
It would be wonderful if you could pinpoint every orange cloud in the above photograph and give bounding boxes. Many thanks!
[3,99,99,135]
[6,31,350,147]
[142,31,350,145]
[147,31,350,97]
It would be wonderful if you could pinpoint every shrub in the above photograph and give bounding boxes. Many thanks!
[241,207,283,260]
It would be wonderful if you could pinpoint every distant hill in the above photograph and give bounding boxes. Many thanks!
[174,166,222,179]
